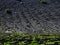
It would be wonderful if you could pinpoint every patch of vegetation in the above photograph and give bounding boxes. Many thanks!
[0,32,60,45]
[39,0,47,4]
[5,8,12,14]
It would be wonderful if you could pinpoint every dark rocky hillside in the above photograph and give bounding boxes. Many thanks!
[0,0,60,34]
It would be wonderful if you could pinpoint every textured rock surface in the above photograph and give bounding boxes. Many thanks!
[0,0,60,34]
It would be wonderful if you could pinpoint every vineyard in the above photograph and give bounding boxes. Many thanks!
[0,32,60,45]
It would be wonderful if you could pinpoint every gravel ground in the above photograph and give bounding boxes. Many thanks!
[0,0,60,34]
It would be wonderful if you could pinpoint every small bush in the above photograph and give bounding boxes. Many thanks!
[40,0,47,4]
[5,9,12,14]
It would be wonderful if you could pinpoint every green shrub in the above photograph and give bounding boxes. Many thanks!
[39,0,47,4]
[4,8,12,14]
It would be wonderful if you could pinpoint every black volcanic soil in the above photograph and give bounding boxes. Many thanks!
[0,0,60,34]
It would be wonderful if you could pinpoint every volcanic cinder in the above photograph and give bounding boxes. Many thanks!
[0,0,60,34]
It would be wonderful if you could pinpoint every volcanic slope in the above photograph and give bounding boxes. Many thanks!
[0,0,60,34]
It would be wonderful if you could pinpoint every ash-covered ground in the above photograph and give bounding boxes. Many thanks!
[0,0,60,34]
